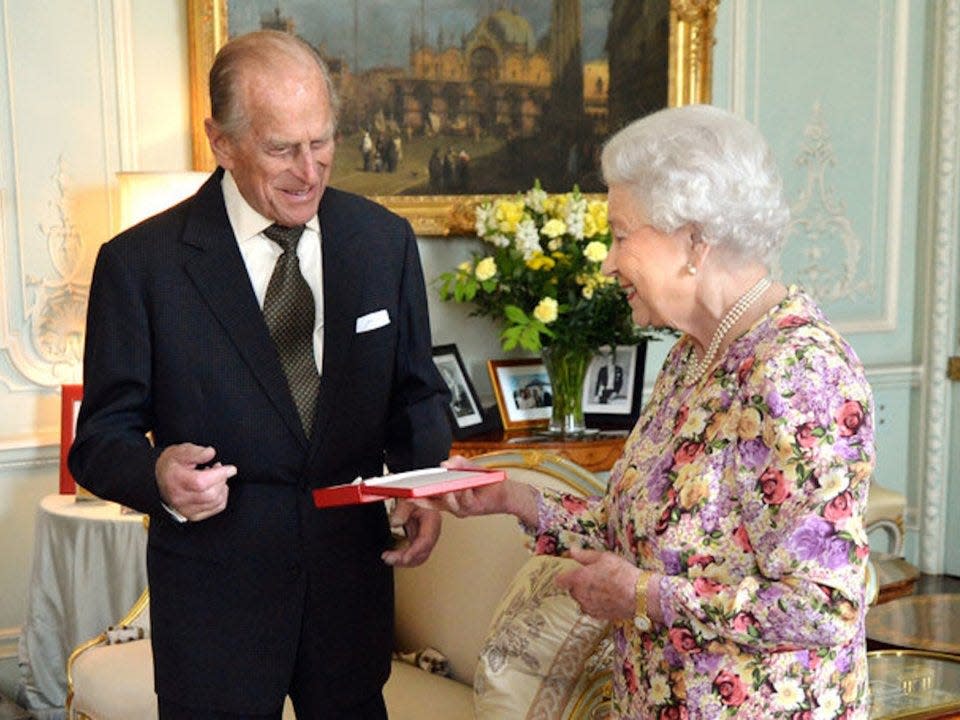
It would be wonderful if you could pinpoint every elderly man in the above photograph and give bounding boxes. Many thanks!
[70,30,451,719]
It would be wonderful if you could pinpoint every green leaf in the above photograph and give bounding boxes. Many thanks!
[504,305,529,324]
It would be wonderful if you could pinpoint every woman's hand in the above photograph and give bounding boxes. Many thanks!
[412,456,540,526]
[555,546,643,622]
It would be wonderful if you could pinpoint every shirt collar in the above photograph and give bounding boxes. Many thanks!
[221,170,321,244]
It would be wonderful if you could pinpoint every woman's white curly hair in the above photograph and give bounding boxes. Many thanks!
[601,105,790,269]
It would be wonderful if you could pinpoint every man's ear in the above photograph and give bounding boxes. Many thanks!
[204,118,234,170]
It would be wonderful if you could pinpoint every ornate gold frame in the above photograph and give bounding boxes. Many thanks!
[186,0,718,236]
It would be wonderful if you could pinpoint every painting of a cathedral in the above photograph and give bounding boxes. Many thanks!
[227,1,669,196]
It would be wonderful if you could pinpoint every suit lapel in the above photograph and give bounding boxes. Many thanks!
[181,171,309,448]
[310,191,362,448]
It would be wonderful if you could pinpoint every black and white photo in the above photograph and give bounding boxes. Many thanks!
[583,344,647,429]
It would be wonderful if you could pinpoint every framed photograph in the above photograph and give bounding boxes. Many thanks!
[186,0,718,236]
[487,358,552,431]
[432,343,492,438]
[582,343,647,430]
[59,384,83,494]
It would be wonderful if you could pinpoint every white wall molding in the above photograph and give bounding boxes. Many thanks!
[112,0,140,171]
[0,440,58,471]
[1,158,87,388]
[785,102,870,308]
[918,0,960,575]
[864,363,922,389]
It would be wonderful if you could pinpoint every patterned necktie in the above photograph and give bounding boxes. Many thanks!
[262,224,320,436]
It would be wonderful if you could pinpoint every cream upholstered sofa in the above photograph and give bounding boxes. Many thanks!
[67,451,614,719]
[864,482,907,556]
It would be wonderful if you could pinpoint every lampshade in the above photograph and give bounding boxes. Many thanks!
[116,171,208,232]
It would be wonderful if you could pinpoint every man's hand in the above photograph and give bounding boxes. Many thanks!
[381,499,441,567]
[155,443,236,522]
[554,546,641,621]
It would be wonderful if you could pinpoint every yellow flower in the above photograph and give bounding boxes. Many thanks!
[737,407,762,440]
[583,240,608,263]
[525,253,556,271]
[706,410,739,441]
[494,200,524,233]
[582,213,598,238]
[588,200,609,234]
[544,194,569,218]
[475,257,497,281]
[581,285,594,299]
[540,218,567,239]
[533,297,558,323]
[457,260,473,275]
[679,478,709,509]
[675,463,699,489]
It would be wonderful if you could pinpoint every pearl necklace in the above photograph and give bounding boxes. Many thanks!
[685,276,771,385]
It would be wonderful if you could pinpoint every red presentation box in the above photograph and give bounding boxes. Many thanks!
[313,467,505,509]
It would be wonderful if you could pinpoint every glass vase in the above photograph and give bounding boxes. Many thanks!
[542,345,592,436]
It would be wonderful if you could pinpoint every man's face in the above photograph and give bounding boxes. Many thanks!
[207,58,336,227]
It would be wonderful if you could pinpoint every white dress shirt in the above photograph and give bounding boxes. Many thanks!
[221,170,324,376]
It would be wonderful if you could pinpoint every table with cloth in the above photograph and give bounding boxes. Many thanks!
[17,494,147,716]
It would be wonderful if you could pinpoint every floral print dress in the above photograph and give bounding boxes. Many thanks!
[535,287,874,719]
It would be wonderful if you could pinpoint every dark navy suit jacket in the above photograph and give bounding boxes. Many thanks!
[69,169,451,712]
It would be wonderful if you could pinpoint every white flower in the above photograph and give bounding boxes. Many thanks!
[525,186,547,214]
[818,468,849,499]
[649,675,670,704]
[812,689,841,720]
[514,217,542,260]
[772,678,804,710]
[565,195,587,240]
[474,203,494,236]
[488,233,511,248]
[533,297,558,323]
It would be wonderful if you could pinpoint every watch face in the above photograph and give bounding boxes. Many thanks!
[634,615,651,632]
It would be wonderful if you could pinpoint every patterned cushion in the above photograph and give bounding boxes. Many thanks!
[474,555,608,720]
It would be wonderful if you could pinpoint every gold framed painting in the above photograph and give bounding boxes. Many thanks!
[187,0,718,236]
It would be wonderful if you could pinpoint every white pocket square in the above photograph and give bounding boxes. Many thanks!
[356,309,390,333]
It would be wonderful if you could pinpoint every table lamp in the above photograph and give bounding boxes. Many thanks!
[116,171,208,232]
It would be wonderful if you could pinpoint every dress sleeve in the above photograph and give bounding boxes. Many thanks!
[657,332,875,653]
[531,489,611,555]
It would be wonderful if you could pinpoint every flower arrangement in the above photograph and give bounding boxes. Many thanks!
[438,182,643,354]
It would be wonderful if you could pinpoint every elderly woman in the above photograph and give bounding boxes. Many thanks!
[439,105,874,718]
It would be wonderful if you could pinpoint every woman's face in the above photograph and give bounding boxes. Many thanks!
[602,184,693,328]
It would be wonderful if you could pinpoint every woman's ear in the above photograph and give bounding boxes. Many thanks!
[689,226,704,249]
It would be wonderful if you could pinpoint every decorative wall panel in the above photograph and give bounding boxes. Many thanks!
[726,0,913,338]
[0,2,119,390]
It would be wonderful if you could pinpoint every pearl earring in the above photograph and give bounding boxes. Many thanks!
[686,262,697,276]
